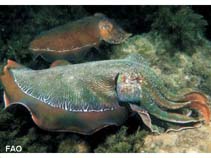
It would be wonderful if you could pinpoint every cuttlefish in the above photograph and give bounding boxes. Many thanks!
[29,13,131,62]
[1,54,210,134]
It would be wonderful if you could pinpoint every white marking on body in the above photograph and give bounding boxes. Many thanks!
[30,42,97,53]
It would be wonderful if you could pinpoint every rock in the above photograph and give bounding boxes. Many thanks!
[111,35,157,62]
[191,50,211,96]
[143,125,211,152]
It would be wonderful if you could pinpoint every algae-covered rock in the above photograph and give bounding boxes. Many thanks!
[95,127,148,153]
[111,35,157,63]
[150,6,208,53]
[57,135,90,153]
[143,125,211,152]
[191,50,211,96]
[112,33,211,94]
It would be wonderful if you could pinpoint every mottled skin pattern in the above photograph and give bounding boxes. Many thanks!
[0,54,210,134]
[29,13,131,62]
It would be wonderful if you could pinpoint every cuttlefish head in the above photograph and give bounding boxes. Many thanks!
[98,18,132,44]
[116,72,143,103]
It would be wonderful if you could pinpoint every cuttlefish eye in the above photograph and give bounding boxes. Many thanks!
[99,20,113,31]
[119,73,143,84]
[134,76,144,84]
[124,73,143,84]
[98,18,131,44]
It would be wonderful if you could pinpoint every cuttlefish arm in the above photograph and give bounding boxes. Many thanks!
[126,54,210,115]
[116,72,210,132]
[141,76,210,124]
[150,71,210,110]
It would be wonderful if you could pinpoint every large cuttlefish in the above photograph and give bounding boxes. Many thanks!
[29,13,131,62]
[0,54,210,134]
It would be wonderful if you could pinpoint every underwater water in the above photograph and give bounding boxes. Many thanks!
[0,5,211,153]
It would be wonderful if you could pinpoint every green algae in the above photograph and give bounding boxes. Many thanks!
[95,127,148,153]
[150,6,208,53]
[57,135,90,153]
[111,35,157,60]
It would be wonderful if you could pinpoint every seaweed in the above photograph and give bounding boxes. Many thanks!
[94,127,148,153]
[150,6,208,53]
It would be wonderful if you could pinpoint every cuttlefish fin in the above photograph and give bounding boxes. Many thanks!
[5,59,24,69]
[0,60,29,109]
[1,61,34,121]
[129,104,160,134]
[50,60,71,68]
[0,59,24,87]
[3,92,32,116]
[3,91,11,109]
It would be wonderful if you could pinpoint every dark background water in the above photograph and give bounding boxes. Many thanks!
[1,6,211,39]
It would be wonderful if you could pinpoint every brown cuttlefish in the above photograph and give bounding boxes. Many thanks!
[29,13,131,62]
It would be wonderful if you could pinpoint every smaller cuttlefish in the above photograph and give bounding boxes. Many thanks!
[29,13,131,62]
[0,54,210,134]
